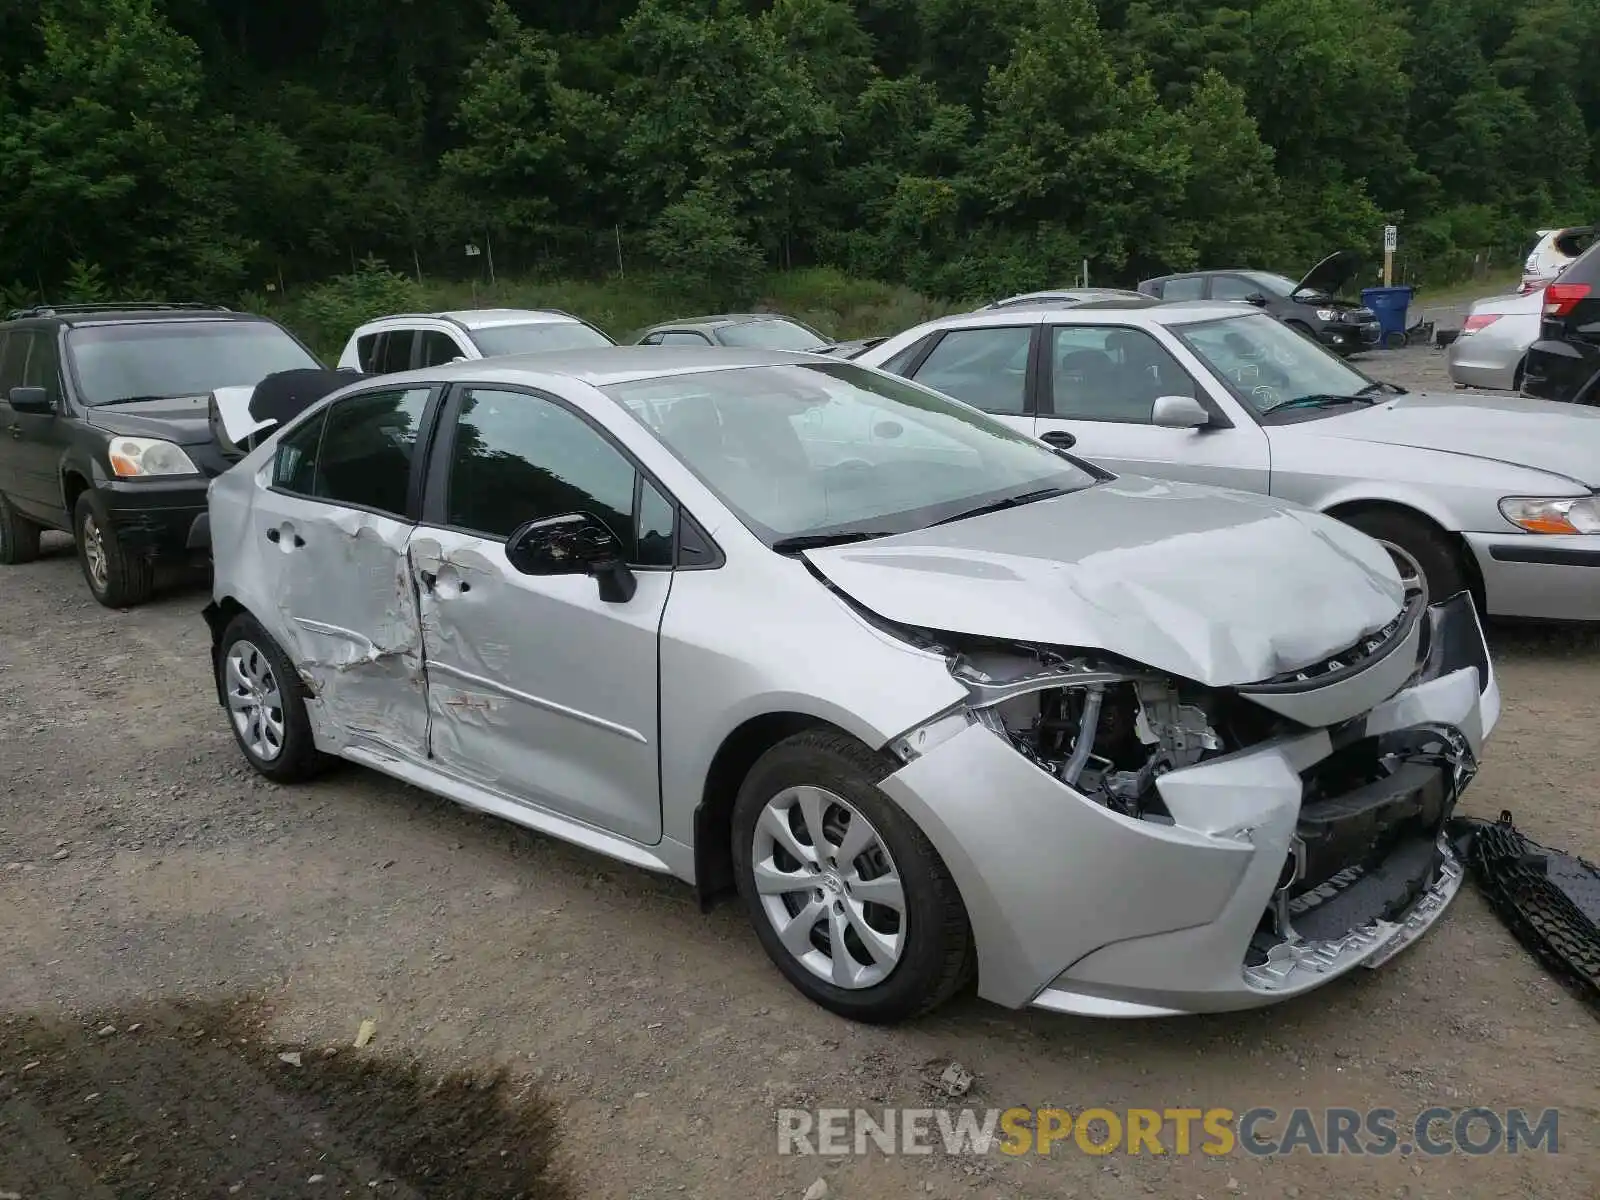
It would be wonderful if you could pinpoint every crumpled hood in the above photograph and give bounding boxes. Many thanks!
[804,476,1405,687]
[1283,392,1600,487]
[84,393,213,445]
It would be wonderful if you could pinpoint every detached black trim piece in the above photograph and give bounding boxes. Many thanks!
[1488,543,1600,568]
[1238,591,1423,696]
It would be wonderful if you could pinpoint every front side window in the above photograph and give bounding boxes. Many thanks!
[1048,326,1196,423]
[605,362,1099,544]
[444,387,672,567]
[908,325,1033,414]
[468,321,613,357]
[286,388,432,517]
[1176,313,1375,416]
[715,319,828,351]
[417,330,465,368]
[1160,277,1206,301]
[1210,275,1263,302]
[67,321,320,405]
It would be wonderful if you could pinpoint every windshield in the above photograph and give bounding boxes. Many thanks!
[603,362,1099,544]
[1175,313,1375,415]
[714,319,828,352]
[470,321,613,357]
[1240,271,1298,297]
[66,321,320,405]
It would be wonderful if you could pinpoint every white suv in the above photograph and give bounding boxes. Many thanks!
[336,308,614,373]
[1519,227,1594,293]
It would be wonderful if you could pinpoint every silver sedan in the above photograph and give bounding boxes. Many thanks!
[857,303,1600,621]
[205,349,1497,1021]
[1447,290,1542,390]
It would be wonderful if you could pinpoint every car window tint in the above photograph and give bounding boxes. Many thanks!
[272,410,327,495]
[417,330,463,368]
[374,330,416,374]
[20,331,61,404]
[311,387,430,517]
[445,387,640,560]
[909,326,1032,414]
[1161,277,1206,301]
[356,333,382,372]
[658,331,712,346]
[0,331,27,394]
[1049,326,1196,423]
[1210,276,1260,302]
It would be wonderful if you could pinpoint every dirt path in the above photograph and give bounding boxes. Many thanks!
[2,500,1597,1197]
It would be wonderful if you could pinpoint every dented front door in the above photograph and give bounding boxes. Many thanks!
[410,528,668,845]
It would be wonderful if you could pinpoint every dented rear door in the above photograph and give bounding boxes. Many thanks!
[246,385,435,759]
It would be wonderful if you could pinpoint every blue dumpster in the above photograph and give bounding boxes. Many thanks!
[1360,285,1414,347]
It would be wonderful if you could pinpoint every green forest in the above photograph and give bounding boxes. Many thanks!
[1,0,1596,332]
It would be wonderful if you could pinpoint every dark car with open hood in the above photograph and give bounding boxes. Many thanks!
[0,302,322,607]
[1139,252,1380,355]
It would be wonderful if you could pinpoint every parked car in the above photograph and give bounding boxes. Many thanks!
[855,303,1600,621]
[982,289,1150,310]
[0,302,322,606]
[204,346,1497,1023]
[1446,290,1543,390]
[337,309,614,373]
[814,336,887,359]
[1138,253,1381,355]
[633,314,829,351]
[1519,226,1593,294]
[1521,236,1600,406]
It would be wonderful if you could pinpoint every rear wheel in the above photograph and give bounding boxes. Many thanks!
[0,493,41,564]
[1341,508,1468,611]
[218,612,330,783]
[74,491,154,608]
[731,729,974,1023]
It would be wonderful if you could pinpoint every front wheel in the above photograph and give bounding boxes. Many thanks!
[1342,509,1468,612]
[731,729,974,1023]
[218,613,331,783]
[74,491,154,607]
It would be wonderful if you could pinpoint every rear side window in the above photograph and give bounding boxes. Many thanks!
[314,388,431,517]
[0,331,24,394]
[20,330,62,405]
[1558,238,1600,286]
[273,411,326,494]
[376,331,416,374]
[356,333,381,372]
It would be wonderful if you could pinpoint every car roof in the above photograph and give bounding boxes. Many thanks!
[918,301,1255,330]
[356,308,587,332]
[644,314,805,331]
[355,345,836,391]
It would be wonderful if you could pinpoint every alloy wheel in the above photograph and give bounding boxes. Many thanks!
[1378,539,1428,608]
[225,640,286,762]
[750,785,906,989]
[81,514,108,591]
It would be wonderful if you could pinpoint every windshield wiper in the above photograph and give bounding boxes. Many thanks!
[93,394,175,407]
[770,531,894,554]
[931,486,1073,527]
[1266,394,1381,413]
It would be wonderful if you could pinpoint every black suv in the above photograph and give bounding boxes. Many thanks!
[0,303,322,606]
[1521,236,1600,405]
[1138,252,1381,355]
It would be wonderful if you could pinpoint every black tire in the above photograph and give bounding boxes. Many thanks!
[0,493,41,564]
[1383,329,1409,349]
[74,491,155,608]
[217,612,331,783]
[731,728,975,1024]
[1341,508,1468,610]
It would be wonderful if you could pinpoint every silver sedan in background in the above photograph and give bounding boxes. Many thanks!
[205,349,1497,1022]
[856,303,1600,622]
[1447,290,1543,391]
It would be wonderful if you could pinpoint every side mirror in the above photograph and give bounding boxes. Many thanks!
[7,386,52,414]
[1151,395,1211,429]
[1244,293,1269,307]
[505,512,637,603]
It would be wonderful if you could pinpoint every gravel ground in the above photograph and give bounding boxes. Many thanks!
[1,345,1597,1198]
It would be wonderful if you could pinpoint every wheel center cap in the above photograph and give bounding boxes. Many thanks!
[821,871,844,896]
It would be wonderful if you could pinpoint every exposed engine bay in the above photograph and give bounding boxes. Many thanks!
[947,645,1278,821]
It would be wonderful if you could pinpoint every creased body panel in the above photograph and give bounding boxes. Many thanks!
[803,476,1406,687]
[412,530,669,845]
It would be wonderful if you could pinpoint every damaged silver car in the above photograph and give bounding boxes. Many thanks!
[203,348,1500,1022]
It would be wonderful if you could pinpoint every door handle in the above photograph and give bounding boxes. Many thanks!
[266,528,304,548]
[419,569,436,591]
[418,569,469,596]
[7,424,19,440]
[1041,430,1077,450]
